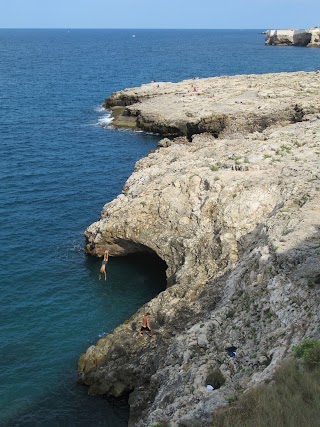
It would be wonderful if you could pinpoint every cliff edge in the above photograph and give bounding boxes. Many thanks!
[79,72,320,427]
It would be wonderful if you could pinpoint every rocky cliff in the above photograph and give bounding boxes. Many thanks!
[309,27,320,47]
[79,72,320,427]
[265,27,320,47]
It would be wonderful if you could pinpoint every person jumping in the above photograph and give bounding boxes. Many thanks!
[99,249,109,281]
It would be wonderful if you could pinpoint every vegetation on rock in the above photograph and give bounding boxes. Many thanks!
[212,342,320,427]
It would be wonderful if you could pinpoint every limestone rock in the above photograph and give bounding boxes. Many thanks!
[265,29,311,46]
[265,27,320,47]
[308,27,320,47]
[80,72,320,427]
[103,72,320,140]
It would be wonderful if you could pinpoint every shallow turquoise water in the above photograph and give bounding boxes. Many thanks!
[0,29,319,426]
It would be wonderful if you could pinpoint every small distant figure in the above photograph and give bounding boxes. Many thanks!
[138,313,155,338]
[99,249,109,281]
[151,79,155,83]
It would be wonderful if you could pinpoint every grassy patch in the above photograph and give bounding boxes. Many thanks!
[211,357,320,427]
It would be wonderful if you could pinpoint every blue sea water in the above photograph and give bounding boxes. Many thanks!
[0,29,319,426]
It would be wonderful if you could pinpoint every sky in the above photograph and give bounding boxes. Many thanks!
[0,0,319,29]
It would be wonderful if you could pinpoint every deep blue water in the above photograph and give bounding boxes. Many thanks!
[0,29,319,426]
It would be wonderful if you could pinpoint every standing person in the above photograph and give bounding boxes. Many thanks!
[99,249,109,281]
[138,313,155,338]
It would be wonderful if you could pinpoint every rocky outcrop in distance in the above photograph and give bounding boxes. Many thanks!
[79,72,320,427]
[265,27,320,46]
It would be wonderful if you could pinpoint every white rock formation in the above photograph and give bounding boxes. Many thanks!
[265,27,320,47]
[265,29,311,46]
[308,27,320,47]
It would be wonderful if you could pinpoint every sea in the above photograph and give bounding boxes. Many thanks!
[0,29,319,427]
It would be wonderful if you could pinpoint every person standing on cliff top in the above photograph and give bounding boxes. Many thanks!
[99,249,109,281]
[138,313,155,338]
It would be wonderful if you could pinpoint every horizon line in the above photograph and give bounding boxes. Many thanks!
[0,27,270,31]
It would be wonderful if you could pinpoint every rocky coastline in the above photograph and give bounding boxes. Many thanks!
[265,27,320,46]
[78,72,320,427]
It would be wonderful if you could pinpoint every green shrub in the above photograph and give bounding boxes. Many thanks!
[293,338,320,369]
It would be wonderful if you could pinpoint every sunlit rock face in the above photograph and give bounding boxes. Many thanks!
[265,29,311,46]
[308,27,320,47]
[265,28,320,47]
[79,72,320,427]
[102,71,320,140]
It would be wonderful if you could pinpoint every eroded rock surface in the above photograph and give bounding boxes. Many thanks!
[265,29,311,46]
[265,27,320,47]
[79,72,320,427]
[103,72,320,139]
[309,27,320,47]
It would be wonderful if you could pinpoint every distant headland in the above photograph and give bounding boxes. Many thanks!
[265,27,320,46]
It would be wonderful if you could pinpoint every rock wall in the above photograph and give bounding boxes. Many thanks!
[265,27,320,47]
[79,72,320,427]
[309,27,320,47]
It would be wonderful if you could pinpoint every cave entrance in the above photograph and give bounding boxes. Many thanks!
[91,249,168,321]
[105,238,169,292]
[118,251,168,295]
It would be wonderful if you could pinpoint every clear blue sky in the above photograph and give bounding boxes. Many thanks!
[1,0,319,29]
